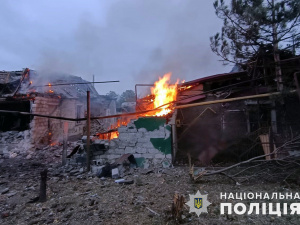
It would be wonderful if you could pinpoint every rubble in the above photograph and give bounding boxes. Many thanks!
[111,168,119,179]
[0,156,299,224]
[0,130,32,159]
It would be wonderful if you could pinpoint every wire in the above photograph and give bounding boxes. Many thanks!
[33,81,119,87]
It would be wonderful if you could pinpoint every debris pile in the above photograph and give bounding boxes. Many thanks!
[0,131,32,159]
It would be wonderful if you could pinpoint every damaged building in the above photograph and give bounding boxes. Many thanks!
[87,56,300,169]
[0,68,117,151]
[174,56,300,165]
[2,56,300,169]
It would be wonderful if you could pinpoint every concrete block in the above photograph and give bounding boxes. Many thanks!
[135,132,143,138]
[141,154,154,159]
[115,148,125,154]
[127,128,137,133]
[127,134,138,142]
[137,137,149,143]
[118,143,126,149]
[136,147,147,154]
[128,141,136,147]
[135,142,144,147]
[106,149,115,154]
[109,140,118,149]
[125,147,135,154]
[147,148,160,154]
[118,133,129,141]
[118,127,127,133]
[155,154,165,159]
[133,153,142,158]
[112,168,119,179]
[137,128,147,133]
[143,143,154,148]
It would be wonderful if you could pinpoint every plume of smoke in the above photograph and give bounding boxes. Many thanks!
[20,1,229,94]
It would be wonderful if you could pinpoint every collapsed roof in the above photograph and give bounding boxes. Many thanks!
[0,68,99,98]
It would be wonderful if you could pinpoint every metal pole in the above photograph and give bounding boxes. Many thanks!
[86,91,91,171]
[62,122,68,166]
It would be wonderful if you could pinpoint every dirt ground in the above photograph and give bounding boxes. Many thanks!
[0,155,299,225]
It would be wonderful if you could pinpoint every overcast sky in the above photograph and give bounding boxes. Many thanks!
[0,0,231,95]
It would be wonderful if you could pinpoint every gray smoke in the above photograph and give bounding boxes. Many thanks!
[0,0,230,95]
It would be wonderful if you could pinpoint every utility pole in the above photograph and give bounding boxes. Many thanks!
[86,91,91,171]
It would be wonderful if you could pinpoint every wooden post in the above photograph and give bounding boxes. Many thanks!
[39,169,47,202]
[294,72,300,101]
[271,101,277,134]
[62,122,68,166]
[86,91,91,171]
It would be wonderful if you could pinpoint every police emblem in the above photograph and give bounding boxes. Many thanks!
[186,190,211,216]
[194,198,202,209]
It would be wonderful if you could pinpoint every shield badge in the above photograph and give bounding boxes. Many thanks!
[194,198,202,209]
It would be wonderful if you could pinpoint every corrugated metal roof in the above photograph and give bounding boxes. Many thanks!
[178,71,247,87]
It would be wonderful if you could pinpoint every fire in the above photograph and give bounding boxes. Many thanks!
[110,131,119,139]
[30,81,33,85]
[48,83,51,87]
[49,90,54,93]
[178,85,194,91]
[95,73,179,141]
[151,73,178,116]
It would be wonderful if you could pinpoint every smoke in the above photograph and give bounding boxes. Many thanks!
[1,0,229,95]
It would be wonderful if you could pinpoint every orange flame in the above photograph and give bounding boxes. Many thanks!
[151,73,178,116]
[110,131,119,139]
[48,83,51,87]
[178,85,194,91]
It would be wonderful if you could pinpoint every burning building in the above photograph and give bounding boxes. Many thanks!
[2,59,300,168]
[89,74,178,168]
[0,68,117,147]
[91,56,300,168]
